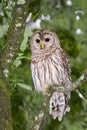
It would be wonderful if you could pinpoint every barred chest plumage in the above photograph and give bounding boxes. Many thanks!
[31,49,70,94]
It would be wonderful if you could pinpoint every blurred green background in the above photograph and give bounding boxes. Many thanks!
[0,0,87,130]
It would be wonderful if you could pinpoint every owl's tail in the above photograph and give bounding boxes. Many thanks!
[50,92,70,121]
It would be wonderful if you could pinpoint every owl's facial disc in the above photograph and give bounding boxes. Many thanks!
[35,37,50,49]
[40,37,50,49]
[36,39,46,49]
[32,30,55,50]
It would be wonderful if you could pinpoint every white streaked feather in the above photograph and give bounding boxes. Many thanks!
[31,63,42,92]
[50,62,59,85]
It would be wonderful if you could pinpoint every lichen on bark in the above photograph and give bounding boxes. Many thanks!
[0,1,30,130]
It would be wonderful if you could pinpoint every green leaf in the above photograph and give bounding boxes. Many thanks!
[17,83,32,91]
[20,37,28,52]
[0,24,9,38]
[24,26,33,37]
[17,0,26,4]
[20,26,33,52]
[18,53,24,56]
[6,10,12,19]
[13,59,21,67]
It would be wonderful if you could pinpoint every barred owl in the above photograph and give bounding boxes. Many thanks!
[30,29,71,121]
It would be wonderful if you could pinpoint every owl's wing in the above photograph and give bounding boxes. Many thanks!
[50,49,71,121]
[61,49,71,79]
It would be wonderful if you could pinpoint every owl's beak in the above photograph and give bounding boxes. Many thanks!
[40,41,46,49]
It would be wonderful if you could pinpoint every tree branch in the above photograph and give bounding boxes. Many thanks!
[53,69,87,93]
[30,97,50,130]
[0,1,29,74]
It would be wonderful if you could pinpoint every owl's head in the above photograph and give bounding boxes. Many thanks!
[30,29,61,54]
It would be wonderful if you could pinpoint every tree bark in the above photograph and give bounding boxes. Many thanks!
[0,1,30,129]
[0,68,13,130]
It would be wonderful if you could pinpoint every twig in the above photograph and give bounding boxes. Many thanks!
[39,114,50,130]
[75,89,87,103]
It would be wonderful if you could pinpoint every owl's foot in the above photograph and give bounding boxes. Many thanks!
[49,91,70,121]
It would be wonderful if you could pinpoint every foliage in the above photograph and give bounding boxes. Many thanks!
[0,0,87,130]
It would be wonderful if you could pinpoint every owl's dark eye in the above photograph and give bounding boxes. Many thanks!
[45,38,50,42]
[36,39,40,43]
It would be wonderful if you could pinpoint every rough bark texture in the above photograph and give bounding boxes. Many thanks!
[0,1,30,130]
[1,2,29,71]
[30,97,50,130]
[0,68,12,130]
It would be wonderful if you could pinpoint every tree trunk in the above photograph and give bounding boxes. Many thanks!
[0,1,30,129]
[0,68,13,130]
